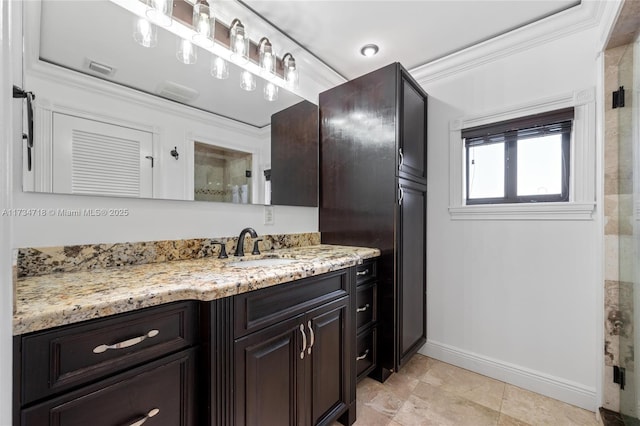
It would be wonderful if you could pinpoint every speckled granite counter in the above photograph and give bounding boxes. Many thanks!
[13,245,379,335]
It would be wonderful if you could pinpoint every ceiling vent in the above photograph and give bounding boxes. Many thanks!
[157,81,200,103]
[87,60,115,76]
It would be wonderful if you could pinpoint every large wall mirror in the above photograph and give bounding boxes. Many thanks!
[18,0,336,206]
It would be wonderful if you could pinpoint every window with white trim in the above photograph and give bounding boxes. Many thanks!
[448,89,596,221]
[463,107,573,205]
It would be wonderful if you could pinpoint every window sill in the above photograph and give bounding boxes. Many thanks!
[448,202,595,221]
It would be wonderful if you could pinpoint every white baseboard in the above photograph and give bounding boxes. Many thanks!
[421,340,597,412]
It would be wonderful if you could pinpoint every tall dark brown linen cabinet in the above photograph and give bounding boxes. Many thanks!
[319,62,427,381]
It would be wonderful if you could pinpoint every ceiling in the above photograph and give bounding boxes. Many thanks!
[242,0,581,80]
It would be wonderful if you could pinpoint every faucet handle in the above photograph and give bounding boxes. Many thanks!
[212,241,228,259]
[252,239,263,255]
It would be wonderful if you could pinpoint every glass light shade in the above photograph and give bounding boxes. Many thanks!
[283,54,299,89]
[240,70,256,91]
[176,39,197,64]
[263,81,278,102]
[145,0,173,27]
[360,44,379,57]
[230,20,249,64]
[192,0,214,47]
[133,17,157,48]
[211,56,229,79]
[259,38,275,75]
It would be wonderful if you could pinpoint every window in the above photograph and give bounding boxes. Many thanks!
[463,107,573,205]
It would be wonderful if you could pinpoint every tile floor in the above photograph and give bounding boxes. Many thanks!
[342,354,601,426]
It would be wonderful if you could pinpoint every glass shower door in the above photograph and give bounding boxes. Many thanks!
[618,39,639,425]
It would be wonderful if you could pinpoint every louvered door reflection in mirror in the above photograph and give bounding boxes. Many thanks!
[52,113,153,198]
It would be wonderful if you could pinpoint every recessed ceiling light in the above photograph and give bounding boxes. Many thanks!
[360,44,379,57]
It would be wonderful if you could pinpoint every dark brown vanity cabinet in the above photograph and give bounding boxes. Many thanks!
[320,62,427,381]
[232,270,355,426]
[14,301,200,426]
[270,100,319,207]
[14,265,369,426]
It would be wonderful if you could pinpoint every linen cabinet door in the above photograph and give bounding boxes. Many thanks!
[234,314,305,426]
[398,74,427,185]
[306,297,351,426]
[397,179,427,368]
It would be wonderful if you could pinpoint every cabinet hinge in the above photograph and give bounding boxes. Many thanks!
[612,86,625,109]
[613,365,626,390]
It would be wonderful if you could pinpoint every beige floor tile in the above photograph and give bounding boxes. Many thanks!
[381,370,420,400]
[498,412,532,426]
[351,405,398,426]
[359,379,407,419]
[392,382,501,426]
[419,360,505,411]
[397,353,438,380]
[500,385,600,426]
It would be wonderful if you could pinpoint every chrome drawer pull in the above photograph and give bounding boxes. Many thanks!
[93,329,160,354]
[356,349,370,361]
[356,304,370,313]
[398,148,404,169]
[128,408,160,426]
[300,324,307,360]
[307,320,315,355]
[356,269,369,277]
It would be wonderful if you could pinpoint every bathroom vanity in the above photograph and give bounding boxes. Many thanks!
[12,244,379,426]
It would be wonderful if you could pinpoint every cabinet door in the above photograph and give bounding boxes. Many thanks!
[52,112,153,198]
[270,100,318,207]
[306,297,350,426]
[234,314,305,426]
[397,179,427,366]
[398,76,427,184]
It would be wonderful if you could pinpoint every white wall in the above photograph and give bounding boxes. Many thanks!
[0,0,16,424]
[418,26,602,410]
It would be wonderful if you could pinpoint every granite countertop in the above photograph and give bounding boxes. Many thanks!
[13,244,380,335]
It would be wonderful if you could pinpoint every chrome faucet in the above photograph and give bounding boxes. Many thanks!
[234,227,258,257]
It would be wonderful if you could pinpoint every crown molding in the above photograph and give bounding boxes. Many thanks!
[410,1,610,85]
[597,0,625,50]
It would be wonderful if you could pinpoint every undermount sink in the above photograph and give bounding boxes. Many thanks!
[227,258,299,268]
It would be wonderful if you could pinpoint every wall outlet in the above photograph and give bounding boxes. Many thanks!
[264,205,274,225]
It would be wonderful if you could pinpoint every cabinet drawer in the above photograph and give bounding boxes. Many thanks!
[355,261,377,285]
[22,348,197,426]
[356,327,377,380]
[21,301,198,404]
[234,270,348,338]
[355,283,377,331]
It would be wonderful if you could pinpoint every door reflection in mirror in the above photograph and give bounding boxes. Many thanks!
[194,142,252,204]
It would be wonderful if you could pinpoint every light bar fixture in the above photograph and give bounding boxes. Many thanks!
[116,0,302,101]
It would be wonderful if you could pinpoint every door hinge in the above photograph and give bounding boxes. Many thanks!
[614,365,626,390]
[13,85,36,171]
[612,86,625,109]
